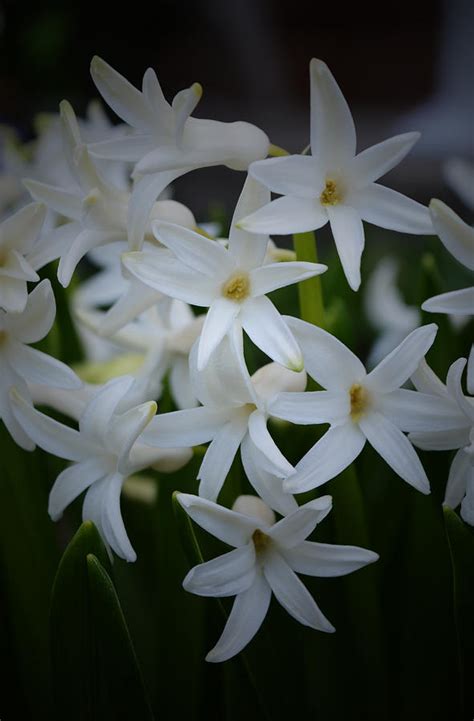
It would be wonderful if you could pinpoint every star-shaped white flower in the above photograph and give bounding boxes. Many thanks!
[123,176,326,370]
[422,199,474,316]
[177,492,378,662]
[142,328,304,514]
[410,355,474,525]
[268,319,461,494]
[10,375,192,561]
[0,202,46,312]
[0,279,82,449]
[239,58,432,290]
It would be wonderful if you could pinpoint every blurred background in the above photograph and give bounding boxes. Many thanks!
[0,0,472,219]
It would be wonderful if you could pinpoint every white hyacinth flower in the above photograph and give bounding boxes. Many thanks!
[268,319,459,495]
[0,202,46,312]
[10,375,192,561]
[410,355,474,525]
[239,59,432,291]
[177,492,378,662]
[142,328,305,514]
[123,176,326,370]
[25,101,196,285]
[0,280,82,449]
[422,199,474,316]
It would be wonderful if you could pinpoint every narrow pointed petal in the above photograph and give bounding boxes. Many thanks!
[197,299,240,370]
[251,362,307,402]
[228,175,270,269]
[411,358,449,397]
[409,427,470,452]
[241,296,303,371]
[309,58,356,167]
[446,358,474,423]
[269,390,349,425]
[365,324,437,393]
[269,496,333,548]
[285,423,366,493]
[285,316,366,390]
[142,67,170,116]
[101,472,136,562]
[248,410,294,477]
[89,134,155,162]
[153,221,234,278]
[444,449,471,509]
[128,171,181,250]
[27,221,79,271]
[240,435,298,516]
[264,551,335,632]
[5,342,82,389]
[183,544,256,597]
[468,345,474,396]
[380,388,466,432]
[353,183,433,234]
[98,280,162,336]
[205,574,271,662]
[327,205,365,291]
[177,493,259,547]
[198,416,249,501]
[0,276,28,313]
[143,406,228,447]
[48,456,110,520]
[430,199,474,271]
[239,195,328,235]
[90,56,153,130]
[359,411,430,493]
[79,376,134,438]
[461,482,474,526]
[0,249,38,282]
[249,260,326,297]
[249,155,324,197]
[1,381,35,450]
[23,180,82,220]
[1,202,46,253]
[351,132,420,185]
[169,356,197,409]
[282,541,379,577]
[172,83,202,143]
[110,401,157,472]
[7,279,55,344]
[422,287,474,316]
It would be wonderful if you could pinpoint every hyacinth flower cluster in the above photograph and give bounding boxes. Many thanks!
[1,53,473,697]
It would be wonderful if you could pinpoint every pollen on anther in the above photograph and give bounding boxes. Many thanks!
[349,383,370,421]
[222,272,250,302]
[320,179,341,206]
[252,528,271,553]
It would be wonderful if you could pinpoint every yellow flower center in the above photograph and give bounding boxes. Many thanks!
[349,383,370,421]
[320,179,342,206]
[252,528,271,554]
[222,272,251,302]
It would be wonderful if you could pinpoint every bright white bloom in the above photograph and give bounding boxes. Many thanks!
[239,59,432,290]
[410,355,474,524]
[0,202,46,312]
[268,319,459,494]
[0,280,82,449]
[142,328,305,514]
[123,177,326,370]
[25,101,196,286]
[178,492,378,662]
[10,375,192,561]
[422,199,474,316]
[364,258,420,367]
[76,298,205,409]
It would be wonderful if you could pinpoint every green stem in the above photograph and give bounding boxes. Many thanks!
[293,231,325,328]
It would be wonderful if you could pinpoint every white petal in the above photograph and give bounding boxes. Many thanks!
[411,358,449,397]
[109,401,157,472]
[269,496,333,548]
[461,480,474,526]
[269,390,349,425]
[183,544,256,597]
[282,541,379,577]
[153,221,234,278]
[0,249,38,282]
[1,202,46,253]
[285,316,366,390]
[129,443,192,473]
[58,230,119,288]
[248,410,294,477]
[7,279,55,344]
[5,342,82,389]
[430,199,474,271]
[365,324,438,393]
[48,456,110,520]
[0,276,28,313]
[98,280,162,336]
[142,67,170,116]
[249,260,326,297]
[177,493,259,547]
[197,299,240,370]
[143,406,228,447]
[380,388,467,432]
[248,155,324,197]
[79,376,134,438]
[422,287,474,316]
[350,132,420,185]
[240,435,298,516]
[101,472,136,562]
[352,183,433,234]
[89,134,154,162]
[359,411,430,493]
[1,379,35,450]
[27,221,79,271]
[128,171,181,250]
[444,449,471,509]
[409,427,470,452]
[228,175,270,269]
[446,358,474,423]
[263,551,335,632]
[90,56,153,131]
[205,573,271,662]
[172,83,202,143]
[239,195,328,235]
[241,296,303,371]
[23,180,82,220]
[468,345,474,396]
[327,205,365,291]
[285,423,366,494]
[169,356,197,409]
[309,58,355,167]
[198,416,249,501]
[251,362,307,402]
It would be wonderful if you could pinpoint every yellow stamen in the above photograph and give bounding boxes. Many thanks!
[320,179,341,206]
[350,383,370,421]
[222,272,250,302]
[252,528,271,553]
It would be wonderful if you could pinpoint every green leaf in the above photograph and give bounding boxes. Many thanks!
[50,520,154,721]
